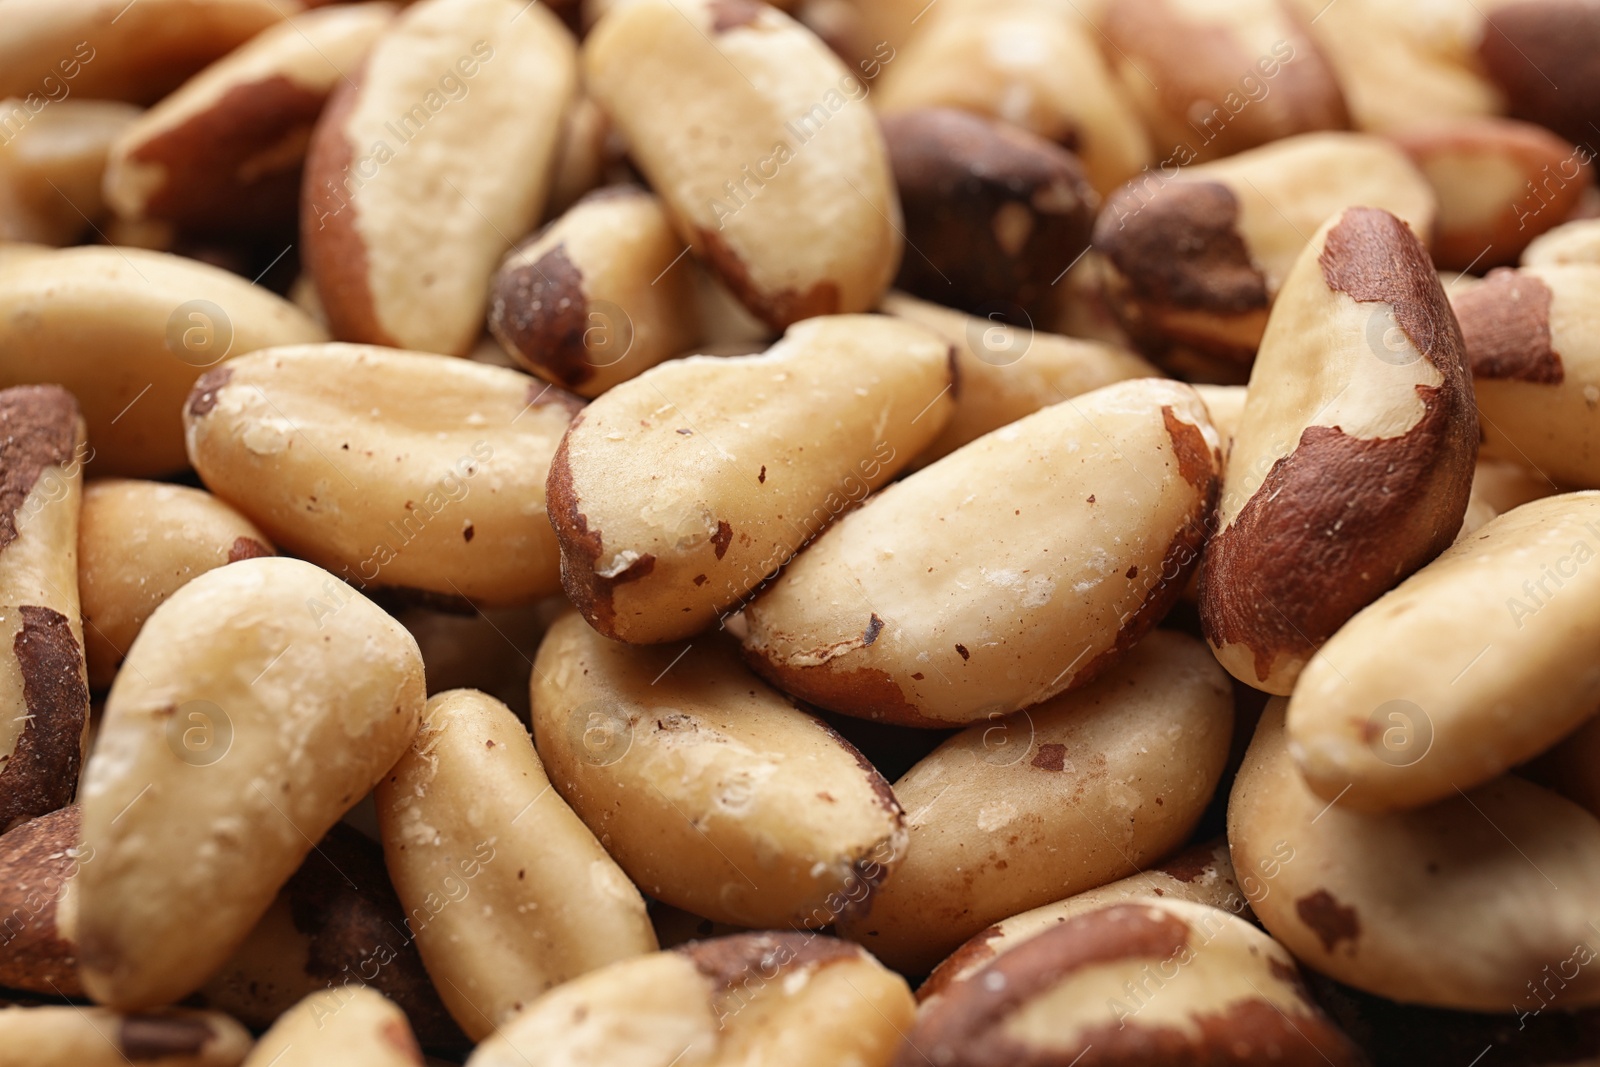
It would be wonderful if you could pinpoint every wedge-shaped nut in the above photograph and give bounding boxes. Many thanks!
[743,378,1220,726]
[882,292,1156,467]
[467,932,912,1067]
[1454,265,1600,488]
[1095,132,1435,369]
[875,0,1149,195]
[1101,0,1349,164]
[1233,700,1600,1010]
[1394,118,1593,271]
[0,1005,253,1067]
[1200,207,1477,695]
[80,480,273,690]
[488,186,700,397]
[548,314,951,643]
[1288,493,1600,812]
[240,986,420,1067]
[835,631,1232,975]
[0,246,327,477]
[377,688,656,1040]
[899,898,1363,1067]
[184,344,579,606]
[104,3,394,234]
[530,614,905,928]
[0,99,139,245]
[880,109,1098,320]
[303,0,576,355]
[1524,218,1600,268]
[1479,0,1600,149]
[0,0,292,105]
[0,805,89,995]
[77,556,424,1009]
[0,388,89,835]
[584,0,900,329]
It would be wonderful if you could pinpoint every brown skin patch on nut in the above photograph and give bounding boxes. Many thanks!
[1479,2,1600,149]
[917,925,1004,1003]
[0,607,89,834]
[0,386,79,555]
[187,366,233,419]
[1162,405,1216,491]
[711,520,733,561]
[678,932,862,992]
[1296,889,1362,954]
[1155,840,1225,884]
[527,379,586,417]
[695,227,841,330]
[0,804,84,995]
[862,613,884,647]
[226,536,273,563]
[1072,993,1363,1067]
[1454,268,1562,383]
[1031,742,1066,772]
[488,243,593,388]
[742,647,950,727]
[118,1015,214,1059]
[708,0,767,32]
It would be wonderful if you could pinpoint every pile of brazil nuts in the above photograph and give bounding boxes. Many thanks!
[4,0,1600,1063]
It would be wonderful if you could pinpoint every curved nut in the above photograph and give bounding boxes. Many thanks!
[742,378,1221,726]
[183,344,579,606]
[834,631,1233,975]
[0,804,88,996]
[241,986,423,1067]
[376,688,657,1040]
[0,99,139,245]
[303,0,577,356]
[77,556,425,1009]
[583,0,901,329]
[1478,0,1600,149]
[530,613,906,929]
[1523,218,1600,268]
[547,314,952,643]
[0,1004,254,1067]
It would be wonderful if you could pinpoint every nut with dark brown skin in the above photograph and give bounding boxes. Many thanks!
[0,1004,254,1067]
[0,805,88,996]
[1479,0,1600,152]
[880,108,1097,323]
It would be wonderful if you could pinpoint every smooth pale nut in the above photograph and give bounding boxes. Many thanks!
[583,0,901,329]
[183,344,579,607]
[103,3,394,234]
[303,0,576,356]
[0,246,327,477]
[1392,118,1593,271]
[530,614,906,929]
[1199,206,1477,695]
[0,99,139,245]
[1523,218,1600,268]
[882,292,1157,467]
[488,186,700,397]
[742,378,1221,726]
[1095,132,1436,369]
[1288,493,1600,812]
[377,688,657,1040]
[77,556,425,1009]
[1232,700,1600,1011]
[0,1005,254,1067]
[874,0,1151,196]
[1479,0,1600,148]
[466,933,913,1067]
[899,899,1363,1067]
[0,0,293,105]
[1454,264,1600,489]
[880,108,1098,321]
[835,631,1233,975]
[547,314,952,644]
[79,480,273,690]
[0,805,87,996]
[0,387,90,835]
[1100,0,1349,164]
[241,986,422,1067]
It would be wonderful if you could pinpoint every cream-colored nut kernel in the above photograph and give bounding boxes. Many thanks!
[1392,118,1593,272]
[530,614,906,928]
[917,838,1248,1009]
[0,99,139,245]
[835,631,1232,975]
[0,387,89,835]
[488,187,700,397]
[0,0,295,105]
[466,932,913,1067]
[1095,133,1436,369]
[303,0,576,356]
[183,344,579,606]
[77,556,424,1009]
[1192,384,1248,459]
[1233,700,1600,1010]
[0,1005,254,1067]
[881,292,1157,467]
[0,804,87,995]
[1454,264,1600,488]
[1199,207,1477,695]
[547,314,952,643]
[1471,455,1558,514]
[1523,218,1600,268]
[79,480,274,690]
[1100,0,1349,165]
[103,3,394,234]
[583,0,901,329]
[898,898,1362,1067]
[874,0,1150,196]
[742,378,1221,726]
[544,94,611,219]
[1288,493,1600,813]
[0,246,328,477]
[241,986,421,1067]
[376,688,657,1040]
